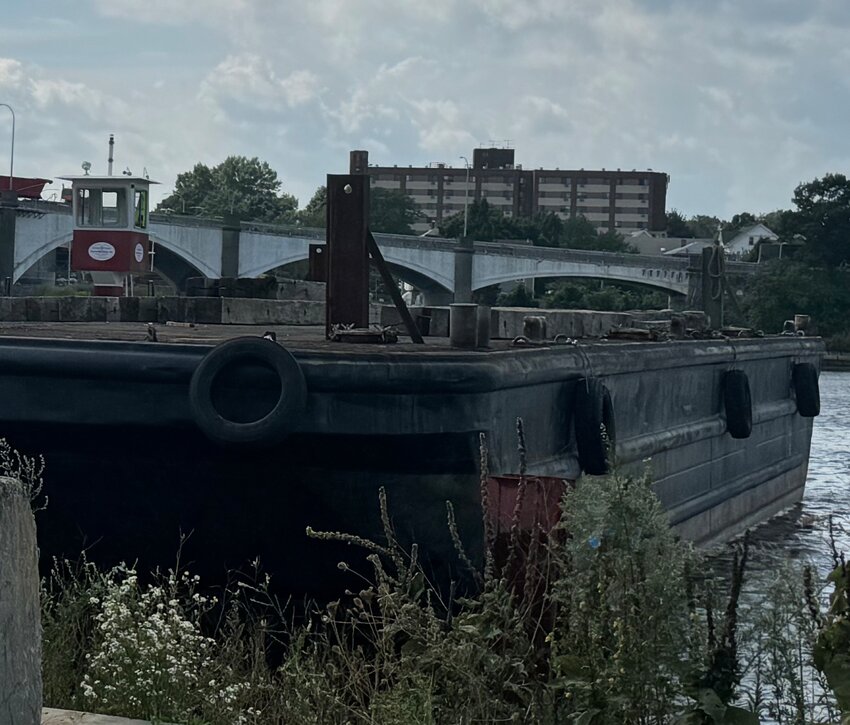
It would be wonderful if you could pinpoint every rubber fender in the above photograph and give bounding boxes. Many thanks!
[792,362,820,417]
[723,369,752,439]
[574,378,615,475]
[189,337,306,446]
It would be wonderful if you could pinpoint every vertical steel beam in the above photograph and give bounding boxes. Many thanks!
[326,174,370,336]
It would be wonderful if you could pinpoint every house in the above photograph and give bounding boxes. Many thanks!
[724,223,778,258]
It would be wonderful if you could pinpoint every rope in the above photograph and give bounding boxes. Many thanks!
[708,243,724,302]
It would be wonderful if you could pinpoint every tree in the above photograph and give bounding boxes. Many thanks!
[688,214,722,239]
[298,186,326,228]
[496,283,539,308]
[158,156,297,223]
[369,188,422,234]
[723,212,757,241]
[786,173,850,267]
[439,199,508,241]
[742,260,850,336]
[665,210,692,237]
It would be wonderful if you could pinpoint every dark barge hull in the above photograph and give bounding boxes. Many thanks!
[0,328,822,594]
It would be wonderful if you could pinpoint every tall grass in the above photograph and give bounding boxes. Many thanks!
[38,429,847,724]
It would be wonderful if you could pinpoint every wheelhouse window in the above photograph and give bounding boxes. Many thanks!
[134,190,148,229]
[76,187,127,227]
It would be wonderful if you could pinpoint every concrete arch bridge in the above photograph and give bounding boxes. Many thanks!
[3,200,755,304]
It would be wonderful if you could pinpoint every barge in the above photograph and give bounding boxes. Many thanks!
[0,320,822,595]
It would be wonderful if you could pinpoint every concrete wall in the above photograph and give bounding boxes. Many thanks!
[0,477,42,724]
[0,296,325,325]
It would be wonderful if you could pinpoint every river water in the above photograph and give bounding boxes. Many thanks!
[709,371,849,719]
[725,370,850,573]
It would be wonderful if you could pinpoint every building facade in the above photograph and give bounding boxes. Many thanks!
[363,148,669,235]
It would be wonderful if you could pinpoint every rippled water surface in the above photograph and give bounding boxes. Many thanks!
[723,371,850,573]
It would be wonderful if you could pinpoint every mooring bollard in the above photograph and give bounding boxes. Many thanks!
[450,303,478,348]
[0,477,42,724]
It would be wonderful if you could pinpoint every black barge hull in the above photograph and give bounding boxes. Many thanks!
[0,332,822,594]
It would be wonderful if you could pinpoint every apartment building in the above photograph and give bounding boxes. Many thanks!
[362,148,668,235]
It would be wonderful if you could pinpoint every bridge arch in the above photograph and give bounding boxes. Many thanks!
[150,233,219,280]
[152,244,207,291]
[14,231,73,282]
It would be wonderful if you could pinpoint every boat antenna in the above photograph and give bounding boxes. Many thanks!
[108,134,114,176]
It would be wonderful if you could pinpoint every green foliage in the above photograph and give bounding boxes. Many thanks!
[813,555,850,720]
[42,430,849,724]
[742,260,850,336]
[666,209,693,237]
[496,283,539,308]
[544,280,667,311]
[157,156,298,223]
[370,187,422,234]
[439,198,509,241]
[298,185,326,228]
[788,173,850,267]
[439,199,631,252]
[549,470,706,724]
[723,213,758,242]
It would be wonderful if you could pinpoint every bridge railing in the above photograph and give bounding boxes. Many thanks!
[474,241,693,270]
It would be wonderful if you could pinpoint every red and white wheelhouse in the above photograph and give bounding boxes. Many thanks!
[59,173,158,296]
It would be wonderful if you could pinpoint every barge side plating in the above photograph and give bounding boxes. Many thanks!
[0,333,822,594]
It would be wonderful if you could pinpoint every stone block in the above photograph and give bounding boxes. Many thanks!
[221,298,325,325]
[137,297,158,323]
[105,297,121,322]
[58,296,91,322]
[184,297,223,324]
[156,297,186,323]
[277,279,326,301]
[0,477,42,723]
[119,297,140,323]
[87,297,108,322]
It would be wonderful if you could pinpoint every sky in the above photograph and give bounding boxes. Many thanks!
[0,1,847,219]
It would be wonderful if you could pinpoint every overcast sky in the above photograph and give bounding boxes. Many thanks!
[0,1,846,219]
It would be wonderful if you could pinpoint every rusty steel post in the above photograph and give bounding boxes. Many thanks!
[326,174,370,336]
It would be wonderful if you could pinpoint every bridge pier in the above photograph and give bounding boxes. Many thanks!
[0,191,17,294]
[221,214,241,278]
[453,236,473,303]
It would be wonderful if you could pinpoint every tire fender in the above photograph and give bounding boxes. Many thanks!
[574,378,615,475]
[189,337,306,446]
[723,369,752,439]
[792,362,820,417]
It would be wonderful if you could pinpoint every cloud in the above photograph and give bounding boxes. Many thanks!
[0,58,25,88]
[5,1,850,217]
[199,54,322,113]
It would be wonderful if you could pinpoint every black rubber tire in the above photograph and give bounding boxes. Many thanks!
[792,362,820,417]
[189,337,306,446]
[574,378,615,475]
[723,369,752,439]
